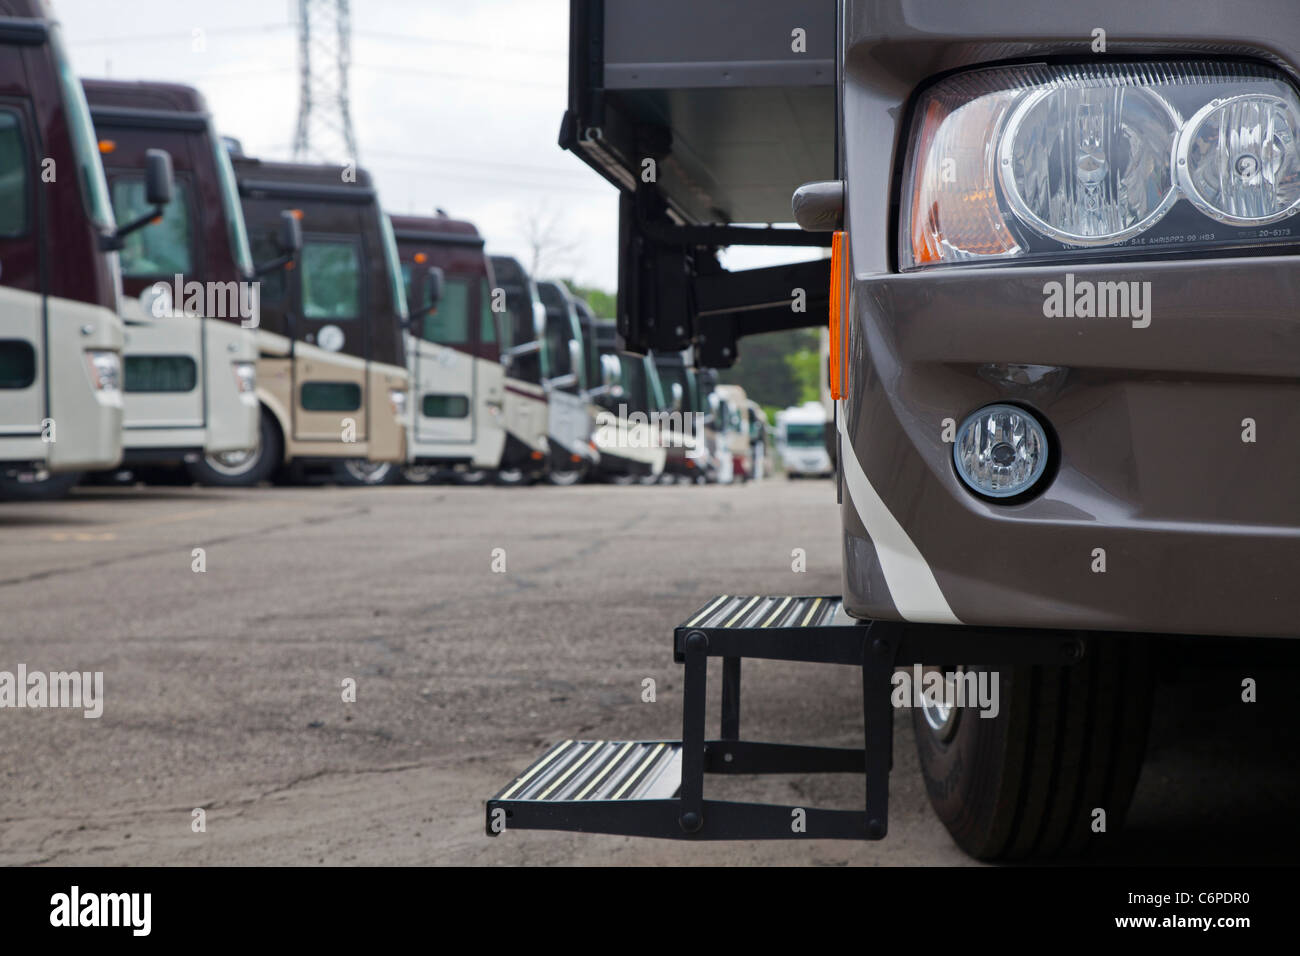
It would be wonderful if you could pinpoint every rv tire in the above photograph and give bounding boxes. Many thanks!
[912,639,1152,860]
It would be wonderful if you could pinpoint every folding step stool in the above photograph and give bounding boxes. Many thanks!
[486,595,1082,841]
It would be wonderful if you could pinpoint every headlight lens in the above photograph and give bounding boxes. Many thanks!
[901,62,1300,269]
[1000,85,1179,244]
[231,361,256,394]
[1178,93,1300,224]
[84,350,121,392]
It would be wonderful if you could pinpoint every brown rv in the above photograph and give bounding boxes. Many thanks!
[0,0,134,499]
[227,156,409,484]
[83,79,261,475]
[487,0,1300,862]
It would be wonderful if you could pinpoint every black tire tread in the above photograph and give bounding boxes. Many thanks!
[914,639,1152,860]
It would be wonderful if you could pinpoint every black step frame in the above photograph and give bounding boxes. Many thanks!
[487,598,1087,840]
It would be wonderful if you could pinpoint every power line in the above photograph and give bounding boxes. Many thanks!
[353,29,563,58]
[351,62,563,89]
[69,24,294,46]
[364,160,614,196]
[364,147,596,182]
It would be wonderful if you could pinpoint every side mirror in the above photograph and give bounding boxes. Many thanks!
[601,353,621,391]
[426,266,445,309]
[144,149,174,206]
[254,210,303,276]
[100,148,174,251]
[407,266,444,332]
[670,381,684,413]
[278,210,303,254]
[792,180,844,232]
[587,352,623,401]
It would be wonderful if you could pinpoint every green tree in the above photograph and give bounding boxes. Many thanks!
[717,328,819,410]
[564,282,616,318]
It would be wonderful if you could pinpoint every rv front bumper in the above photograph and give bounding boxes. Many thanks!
[840,255,1300,639]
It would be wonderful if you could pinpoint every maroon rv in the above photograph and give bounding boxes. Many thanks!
[0,0,169,499]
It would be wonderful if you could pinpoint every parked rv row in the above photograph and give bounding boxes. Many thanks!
[0,2,771,499]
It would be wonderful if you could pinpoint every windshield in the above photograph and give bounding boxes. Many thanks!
[52,26,114,232]
[545,312,572,377]
[212,130,254,276]
[378,214,408,320]
[785,423,824,446]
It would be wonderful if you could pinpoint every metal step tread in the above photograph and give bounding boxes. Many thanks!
[678,594,856,632]
[492,740,682,803]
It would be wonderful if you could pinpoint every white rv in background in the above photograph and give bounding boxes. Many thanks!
[776,401,833,478]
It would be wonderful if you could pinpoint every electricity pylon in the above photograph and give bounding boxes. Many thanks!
[291,0,359,164]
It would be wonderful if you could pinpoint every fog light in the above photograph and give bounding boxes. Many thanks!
[953,404,1049,499]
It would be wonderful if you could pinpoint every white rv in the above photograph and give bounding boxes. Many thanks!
[775,401,833,478]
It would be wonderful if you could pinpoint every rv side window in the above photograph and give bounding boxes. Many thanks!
[111,177,193,277]
[423,394,470,418]
[301,238,361,319]
[0,112,30,237]
[423,277,470,346]
[478,278,497,344]
[0,340,36,388]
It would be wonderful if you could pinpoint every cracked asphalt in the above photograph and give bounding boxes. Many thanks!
[1,479,1296,865]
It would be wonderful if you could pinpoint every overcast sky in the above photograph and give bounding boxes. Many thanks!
[56,0,813,296]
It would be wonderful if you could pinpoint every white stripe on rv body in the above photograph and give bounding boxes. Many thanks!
[837,403,961,625]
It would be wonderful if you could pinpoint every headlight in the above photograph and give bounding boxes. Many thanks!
[84,350,121,392]
[901,62,1300,269]
[1177,93,1300,225]
[953,404,1049,499]
[231,361,256,394]
[388,388,408,416]
[1000,85,1179,245]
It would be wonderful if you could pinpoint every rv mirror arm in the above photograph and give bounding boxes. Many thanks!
[254,209,303,276]
[101,148,175,251]
[502,340,541,363]
[253,251,294,277]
